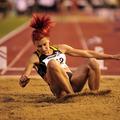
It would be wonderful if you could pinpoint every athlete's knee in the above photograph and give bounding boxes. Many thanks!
[83,64,90,73]
[88,58,100,70]
[47,59,59,70]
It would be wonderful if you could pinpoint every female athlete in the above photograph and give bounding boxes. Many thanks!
[19,14,120,98]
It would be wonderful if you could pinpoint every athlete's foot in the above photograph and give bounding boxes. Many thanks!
[60,93,79,100]
[90,90,99,95]
[58,91,67,98]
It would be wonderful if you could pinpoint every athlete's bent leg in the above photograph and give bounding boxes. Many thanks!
[88,58,101,91]
[46,60,74,98]
[70,64,89,92]
[70,58,101,92]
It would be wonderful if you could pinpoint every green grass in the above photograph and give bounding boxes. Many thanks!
[0,15,29,38]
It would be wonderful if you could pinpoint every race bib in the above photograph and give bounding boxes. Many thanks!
[43,52,67,68]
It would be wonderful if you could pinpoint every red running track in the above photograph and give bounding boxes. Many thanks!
[0,16,120,75]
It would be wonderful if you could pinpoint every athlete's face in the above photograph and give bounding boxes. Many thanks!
[34,37,50,54]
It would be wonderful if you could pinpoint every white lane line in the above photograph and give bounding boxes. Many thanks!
[74,22,108,70]
[74,22,88,50]
[0,54,6,59]
[1,41,32,75]
[5,67,35,71]
[0,22,29,45]
[6,67,25,71]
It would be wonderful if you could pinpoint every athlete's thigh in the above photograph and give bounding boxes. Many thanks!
[45,73,61,97]
[71,64,89,92]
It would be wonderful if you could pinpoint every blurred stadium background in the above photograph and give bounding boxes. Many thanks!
[0,0,120,19]
[0,0,120,76]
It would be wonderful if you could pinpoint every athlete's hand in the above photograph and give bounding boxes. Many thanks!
[19,75,30,88]
[112,54,120,60]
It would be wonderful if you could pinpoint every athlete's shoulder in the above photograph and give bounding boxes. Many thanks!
[50,45,58,50]
[52,44,69,49]
[33,50,41,57]
[29,52,39,64]
[53,44,72,53]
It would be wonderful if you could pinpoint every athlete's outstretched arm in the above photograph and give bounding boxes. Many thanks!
[59,44,120,60]
[19,54,39,87]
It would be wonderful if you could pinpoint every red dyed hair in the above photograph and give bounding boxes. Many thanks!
[30,14,55,43]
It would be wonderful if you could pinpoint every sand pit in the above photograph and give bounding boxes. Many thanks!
[0,76,120,120]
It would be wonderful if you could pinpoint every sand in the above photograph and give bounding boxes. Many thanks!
[0,76,120,120]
